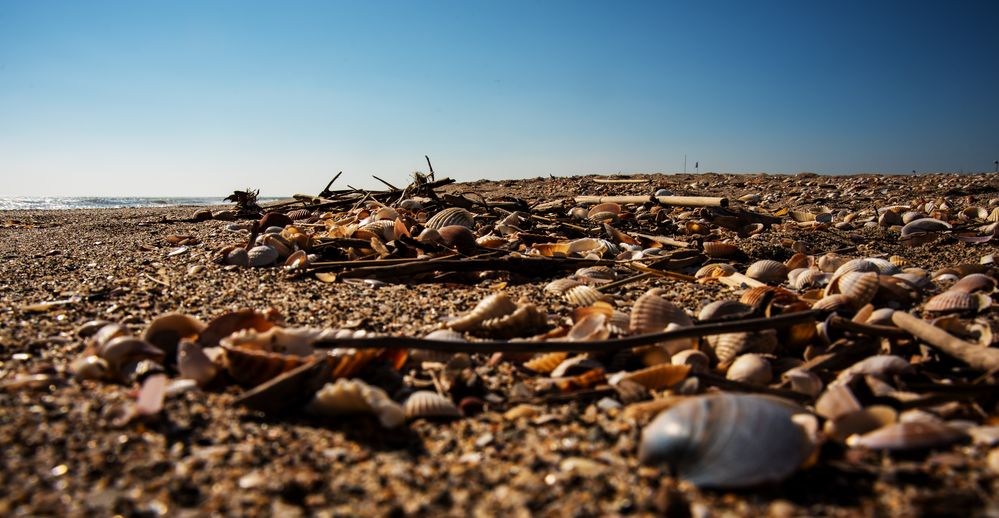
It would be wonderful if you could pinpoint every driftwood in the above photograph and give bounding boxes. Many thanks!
[891,311,999,371]
[591,178,649,185]
[574,195,728,208]
[313,310,820,354]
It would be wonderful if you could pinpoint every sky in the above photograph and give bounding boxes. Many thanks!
[1,1,998,197]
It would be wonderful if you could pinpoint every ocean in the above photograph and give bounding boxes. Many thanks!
[0,197,284,210]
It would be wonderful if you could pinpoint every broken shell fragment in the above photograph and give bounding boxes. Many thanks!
[846,421,965,451]
[447,293,518,332]
[306,379,405,428]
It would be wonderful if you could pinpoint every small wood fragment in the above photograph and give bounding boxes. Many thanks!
[891,311,999,371]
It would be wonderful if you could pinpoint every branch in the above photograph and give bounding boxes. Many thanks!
[891,311,999,371]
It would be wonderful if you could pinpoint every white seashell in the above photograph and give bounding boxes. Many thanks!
[671,349,710,372]
[725,354,772,385]
[745,260,788,284]
[563,285,607,306]
[900,217,951,240]
[544,278,583,295]
[220,326,329,356]
[425,207,475,230]
[71,355,109,381]
[447,293,518,332]
[247,245,279,267]
[306,379,405,428]
[694,263,737,279]
[781,367,823,398]
[711,330,777,366]
[403,391,461,419]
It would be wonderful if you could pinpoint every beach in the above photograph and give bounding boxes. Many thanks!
[1,172,998,516]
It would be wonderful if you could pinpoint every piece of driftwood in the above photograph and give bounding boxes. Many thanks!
[334,256,627,280]
[313,310,820,354]
[891,311,999,371]
[591,178,649,185]
[574,195,729,208]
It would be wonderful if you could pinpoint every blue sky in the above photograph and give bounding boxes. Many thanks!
[1,1,997,196]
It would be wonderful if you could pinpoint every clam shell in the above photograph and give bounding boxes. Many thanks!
[784,253,813,271]
[697,300,751,321]
[815,383,862,420]
[846,421,965,451]
[437,225,478,251]
[824,406,897,443]
[566,237,608,256]
[403,391,461,420]
[563,285,607,306]
[639,394,815,488]
[247,245,279,267]
[399,199,424,211]
[725,354,772,385]
[630,289,693,333]
[71,355,110,381]
[781,367,823,398]
[587,202,621,218]
[694,263,737,279]
[612,364,691,391]
[524,352,570,374]
[447,293,518,332]
[306,379,405,428]
[224,247,250,267]
[425,207,475,230]
[702,241,739,258]
[745,260,788,284]
[98,337,166,377]
[836,354,913,383]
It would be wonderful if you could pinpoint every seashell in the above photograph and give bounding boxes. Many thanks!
[711,330,777,366]
[639,394,815,488]
[831,258,879,279]
[784,253,812,271]
[544,278,583,295]
[416,227,444,245]
[835,271,880,308]
[574,266,617,284]
[950,273,997,294]
[447,293,518,332]
[220,326,330,356]
[403,391,461,420]
[425,207,475,230]
[371,206,399,221]
[221,345,313,387]
[524,352,570,374]
[224,247,250,267]
[836,355,913,384]
[306,379,405,428]
[198,309,277,348]
[811,294,854,314]
[823,405,898,443]
[611,364,691,391]
[399,199,423,211]
[630,289,693,333]
[142,312,206,360]
[563,285,607,306]
[865,257,900,275]
[671,349,710,372]
[781,367,823,398]
[76,319,112,338]
[739,193,762,203]
[566,237,608,256]
[816,253,850,273]
[355,220,396,241]
[745,260,788,284]
[177,340,219,387]
[566,313,611,341]
[550,356,605,378]
[437,225,478,251]
[846,421,965,451]
[71,355,110,381]
[284,250,310,269]
[814,383,862,420]
[924,290,989,314]
[475,234,508,249]
[259,212,293,230]
[694,263,737,279]
[901,217,951,238]
[89,323,131,350]
[790,269,830,290]
[98,337,165,378]
[587,202,621,219]
[901,211,924,224]
[702,241,739,258]
[697,300,751,321]
[878,210,903,227]
[287,208,311,221]
[739,285,798,308]
[247,245,279,267]
[478,304,548,338]
[725,354,772,385]
[259,234,292,258]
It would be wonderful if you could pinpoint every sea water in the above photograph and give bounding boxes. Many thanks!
[0,197,282,210]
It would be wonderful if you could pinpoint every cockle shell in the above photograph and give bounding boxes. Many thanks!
[142,312,206,360]
[694,263,737,279]
[403,391,461,420]
[846,421,965,451]
[544,278,583,295]
[475,234,508,249]
[563,285,607,306]
[639,394,815,488]
[425,207,475,230]
[789,268,829,290]
[711,330,777,366]
[924,290,990,314]
[702,241,739,258]
[697,300,751,321]
[478,304,548,338]
[611,364,691,391]
[447,293,518,332]
[287,208,312,221]
[524,352,570,374]
[306,378,405,428]
[832,271,880,308]
[356,220,397,241]
[725,354,772,385]
[630,289,693,333]
[745,260,788,284]
[950,273,997,294]
[222,345,312,387]
[816,253,850,273]
[220,326,331,356]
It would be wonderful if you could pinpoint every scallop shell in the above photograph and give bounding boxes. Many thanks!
[811,294,854,314]
[924,290,989,313]
[725,354,772,385]
[563,285,607,306]
[630,289,693,333]
[544,278,583,295]
[846,421,965,451]
[784,253,813,271]
[306,378,405,428]
[425,207,475,230]
[816,253,850,273]
[790,269,830,290]
[703,241,739,258]
[574,266,617,284]
[745,260,788,284]
[524,352,570,374]
[639,394,815,488]
[355,220,397,241]
[403,391,461,420]
[478,304,548,338]
[612,364,690,391]
[142,312,207,359]
[447,293,518,332]
[711,330,777,366]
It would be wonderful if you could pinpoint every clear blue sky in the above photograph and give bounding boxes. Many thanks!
[1,1,997,196]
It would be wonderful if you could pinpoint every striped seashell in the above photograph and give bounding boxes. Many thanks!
[784,253,812,271]
[447,293,518,332]
[630,289,693,333]
[475,234,508,248]
[544,278,583,295]
[287,208,312,221]
[835,271,880,308]
[745,260,788,284]
[950,273,997,294]
[865,257,900,275]
[355,220,397,241]
[790,268,830,290]
[524,352,569,374]
[712,330,777,366]
[671,349,711,372]
[403,391,461,420]
[811,294,854,314]
[612,364,691,391]
[702,241,740,258]
[306,379,405,428]
[574,265,617,284]
[739,285,799,308]
[478,304,548,338]
[900,217,951,240]
[816,253,850,273]
[725,354,772,385]
[695,263,737,279]
[832,258,880,278]
[221,345,312,388]
[588,211,619,223]
[888,255,910,267]
[924,290,988,313]
[697,300,751,321]
[425,207,475,230]
[563,285,607,306]
[846,421,965,451]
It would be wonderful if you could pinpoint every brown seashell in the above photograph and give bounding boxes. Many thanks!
[98,337,166,378]
[524,352,570,374]
[900,217,951,242]
[835,271,880,308]
[437,225,478,252]
[725,354,772,385]
[630,289,693,333]
[71,355,110,381]
[142,312,206,360]
[671,349,711,372]
[177,340,219,387]
[790,268,829,291]
[566,312,611,341]
[563,285,607,306]
[478,304,548,338]
[694,263,737,279]
[355,220,396,241]
[924,290,989,314]
[198,309,277,348]
[425,207,475,230]
[784,253,813,271]
[587,202,621,218]
[824,406,897,443]
[950,273,997,294]
[259,212,293,230]
[544,278,583,295]
[711,330,777,366]
[550,356,605,378]
[247,245,279,267]
[846,421,965,451]
[222,345,312,387]
[403,391,461,420]
[781,367,823,398]
[811,294,854,314]
[574,265,618,284]
[836,354,914,383]
[613,364,691,391]
[416,228,444,245]
[739,285,799,309]
[287,208,311,221]
[475,234,508,249]
[697,300,752,321]
[745,260,788,284]
[703,241,739,258]
[447,293,518,332]
[814,383,862,420]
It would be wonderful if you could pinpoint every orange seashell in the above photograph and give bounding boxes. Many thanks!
[703,241,740,258]
[524,352,569,374]
[614,363,691,391]
[198,309,278,348]
[222,345,312,388]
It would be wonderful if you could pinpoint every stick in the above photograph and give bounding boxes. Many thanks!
[596,272,654,292]
[591,178,649,185]
[574,195,728,208]
[318,172,343,198]
[891,311,999,371]
[372,175,401,191]
[313,310,820,354]
[425,155,435,181]
[828,315,908,338]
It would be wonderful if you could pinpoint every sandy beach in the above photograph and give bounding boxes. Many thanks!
[2,173,998,516]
